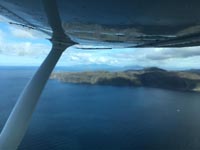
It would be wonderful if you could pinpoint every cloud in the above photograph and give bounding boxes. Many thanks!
[59,48,122,66]
[0,37,51,58]
[0,22,52,66]
[8,25,49,39]
[9,27,36,39]
[145,47,200,60]
[0,22,51,55]
[0,21,200,69]
[0,54,45,66]
[56,46,200,70]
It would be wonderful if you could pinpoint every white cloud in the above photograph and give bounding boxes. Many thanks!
[0,54,45,66]
[0,24,50,53]
[0,28,6,42]
[0,21,200,69]
[0,39,51,58]
[145,47,200,60]
[9,27,36,39]
[0,24,52,66]
[8,25,49,39]
[58,48,123,66]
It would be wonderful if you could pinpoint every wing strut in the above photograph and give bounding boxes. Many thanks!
[0,44,67,150]
[0,0,75,149]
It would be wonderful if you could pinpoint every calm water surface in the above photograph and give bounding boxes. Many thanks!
[0,67,200,150]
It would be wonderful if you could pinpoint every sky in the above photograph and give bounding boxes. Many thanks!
[0,21,200,70]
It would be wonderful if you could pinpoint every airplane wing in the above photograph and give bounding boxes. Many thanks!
[0,0,200,47]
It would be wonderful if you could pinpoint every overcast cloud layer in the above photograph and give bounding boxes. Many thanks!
[0,22,200,70]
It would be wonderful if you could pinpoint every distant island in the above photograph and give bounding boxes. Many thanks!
[50,67,200,92]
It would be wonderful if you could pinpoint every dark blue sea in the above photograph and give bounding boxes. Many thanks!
[1,67,200,150]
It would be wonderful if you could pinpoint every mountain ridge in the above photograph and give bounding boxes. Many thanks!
[50,67,200,92]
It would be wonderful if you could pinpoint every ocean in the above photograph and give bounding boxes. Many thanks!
[0,67,200,150]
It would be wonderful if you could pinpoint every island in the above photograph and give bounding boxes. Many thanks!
[50,67,200,92]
